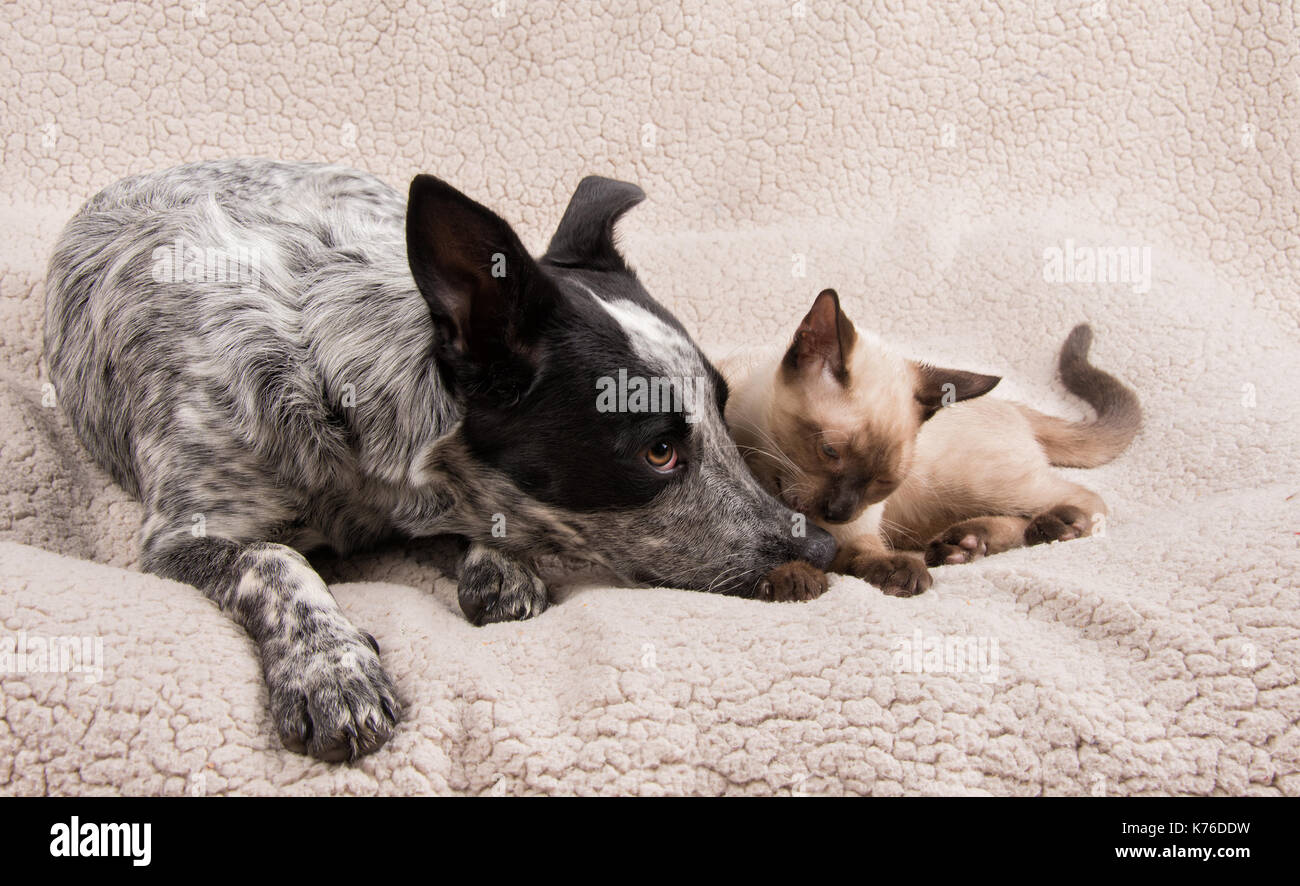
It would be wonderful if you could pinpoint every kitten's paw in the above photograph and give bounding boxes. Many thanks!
[1025,505,1091,546]
[925,521,990,567]
[756,561,829,602]
[458,544,550,625]
[264,628,401,763]
[844,553,932,597]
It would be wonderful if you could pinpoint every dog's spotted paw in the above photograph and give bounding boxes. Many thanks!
[925,521,991,567]
[263,627,401,763]
[756,560,829,602]
[1025,505,1092,546]
[458,543,550,625]
[844,553,932,597]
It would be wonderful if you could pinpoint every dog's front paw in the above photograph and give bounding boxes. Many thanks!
[756,560,829,602]
[263,627,401,762]
[925,521,991,567]
[1025,504,1091,546]
[844,552,932,597]
[458,543,550,625]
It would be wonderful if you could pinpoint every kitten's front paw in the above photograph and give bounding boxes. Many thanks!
[1025,505,1091,546]
[925,522,990,567]
[844,553,932,597]
[458,544,550,625]
[264,628,401,763]
[756,561,829,602]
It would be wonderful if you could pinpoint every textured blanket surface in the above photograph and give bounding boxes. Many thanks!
[1,0,1297,795]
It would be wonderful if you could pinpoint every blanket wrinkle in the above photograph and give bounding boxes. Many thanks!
[0,0,1297,795]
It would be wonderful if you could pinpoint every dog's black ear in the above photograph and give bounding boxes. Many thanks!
[541,176,645,272]
[913,364,1001,419]
[782,289,858,384]
[406,175,558,402]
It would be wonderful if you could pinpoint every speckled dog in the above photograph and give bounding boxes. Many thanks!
[45,160,835,761]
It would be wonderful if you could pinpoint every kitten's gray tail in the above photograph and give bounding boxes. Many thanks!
[1020,324,1142,469]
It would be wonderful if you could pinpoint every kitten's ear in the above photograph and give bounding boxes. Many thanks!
[782,288,858,383]
[542,175,645,272]
[406,174,558,401]
[913,363,1001,419]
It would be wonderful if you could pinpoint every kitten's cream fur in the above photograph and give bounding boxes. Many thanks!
[720,289,1141,596]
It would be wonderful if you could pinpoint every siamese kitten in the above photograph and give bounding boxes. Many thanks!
[720,289,1141,597]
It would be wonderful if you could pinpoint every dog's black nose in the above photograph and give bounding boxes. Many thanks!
[799,524,837,570]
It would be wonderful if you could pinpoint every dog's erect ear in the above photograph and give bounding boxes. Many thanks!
[406,174,558,401]
[913,363,1001,419]
[782,289,858,384]
[541,176,645,272]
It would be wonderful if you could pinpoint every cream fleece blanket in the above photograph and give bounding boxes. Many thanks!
[1,1,1297,795]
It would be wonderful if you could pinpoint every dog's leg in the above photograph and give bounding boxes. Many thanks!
[756,560,830,602]
[456,542,550,625]
[142,530,400,761]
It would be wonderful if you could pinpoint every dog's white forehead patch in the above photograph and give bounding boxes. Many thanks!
[585,290,700,377]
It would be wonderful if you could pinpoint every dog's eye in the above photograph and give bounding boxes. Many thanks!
[821,443,839,459]
[644,440,678,472]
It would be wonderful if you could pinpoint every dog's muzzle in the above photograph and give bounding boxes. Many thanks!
[798,524,837,570]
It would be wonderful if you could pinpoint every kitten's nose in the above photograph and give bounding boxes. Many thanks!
[822,503,846,523]
[823,483,865,523]
[823,500,856,523]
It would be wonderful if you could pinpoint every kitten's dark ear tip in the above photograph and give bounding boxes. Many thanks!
[812,288,840,310]
[786,287,855,382]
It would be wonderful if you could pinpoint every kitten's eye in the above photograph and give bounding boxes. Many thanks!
[644,440,679,472]
[821,443,839,459]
